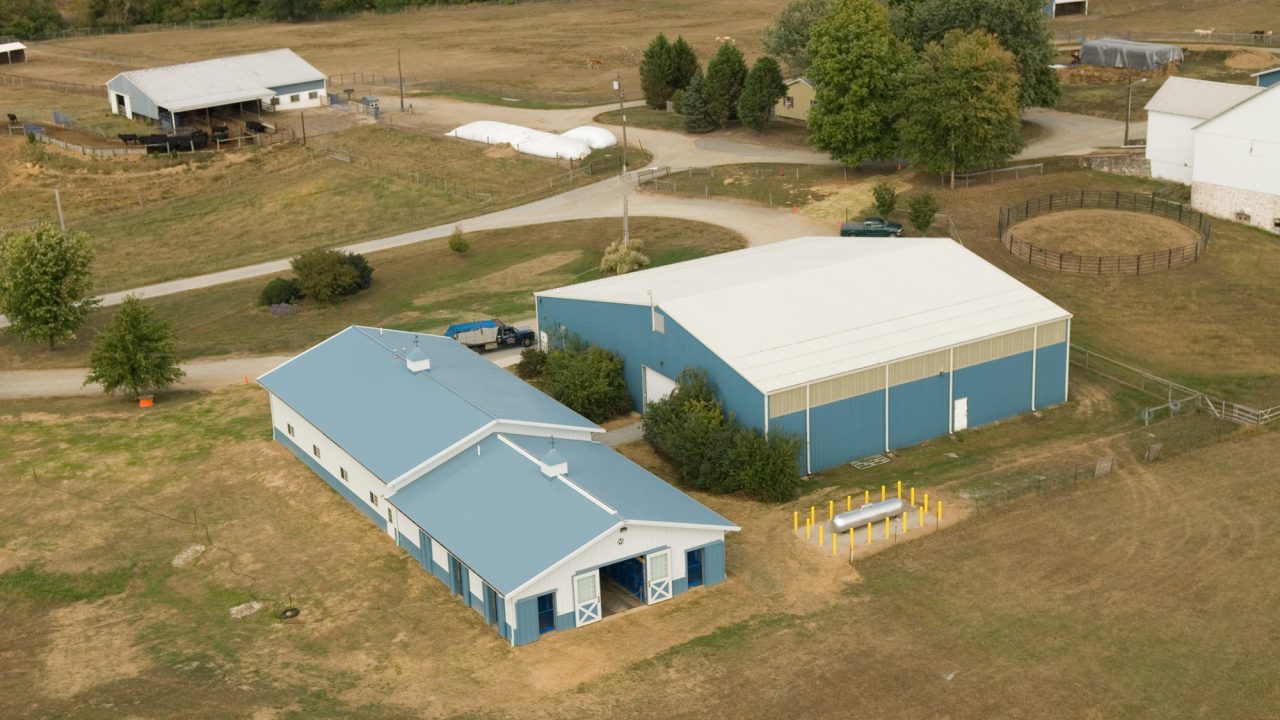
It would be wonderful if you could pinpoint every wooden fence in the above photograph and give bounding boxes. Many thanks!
[0,72,100,95]
[944,162,1045,188]
[998,191,1211,275]
[1053,29,1277,47]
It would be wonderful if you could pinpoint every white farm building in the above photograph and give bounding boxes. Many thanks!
[105,49,326,130]
[259,327,737,647]
[1145,77,1280,233]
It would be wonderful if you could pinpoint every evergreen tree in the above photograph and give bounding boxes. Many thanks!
[639,33,676,109]
[682,70,717,133]
[670,36,700,90]
[0,224,99,350]
[806,0,912,165]
[737,56,788,134]
[899,30,1023,188]
[888,0,1059,108]
[702,42,749,127]
[85,296,184,399]
[762,0,832,75]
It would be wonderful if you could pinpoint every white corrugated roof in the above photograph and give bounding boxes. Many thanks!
[0,42,27,53]
[538,237,1071,394]
[109,49,324,113]
[1144,77,1264,120]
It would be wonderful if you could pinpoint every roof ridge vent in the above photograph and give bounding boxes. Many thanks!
[405,335,430,373]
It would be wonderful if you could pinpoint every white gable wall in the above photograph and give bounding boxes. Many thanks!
[506,522,726,632]
[1145,111,1198,184]
[1190,89,1280,233]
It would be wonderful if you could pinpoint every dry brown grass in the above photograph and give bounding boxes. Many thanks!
[1011,209,1200,255]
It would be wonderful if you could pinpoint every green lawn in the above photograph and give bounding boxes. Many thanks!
[0,217,744,370]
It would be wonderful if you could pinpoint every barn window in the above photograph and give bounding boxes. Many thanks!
[308,91,318,100]
[340,467,348,481]
[369,492,379,506]
[290,94,300,103]
[286,423,294,437]
[270,97,279,106]
[783,96,794,109]
[312,444,320,458]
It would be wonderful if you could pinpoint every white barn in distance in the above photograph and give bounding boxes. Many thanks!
[105,49,326,130]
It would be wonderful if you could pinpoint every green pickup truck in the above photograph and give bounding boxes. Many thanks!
[839,217,904,237]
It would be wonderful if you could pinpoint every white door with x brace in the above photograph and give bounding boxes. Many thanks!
[646,550,672,604]
[573,571,601,627]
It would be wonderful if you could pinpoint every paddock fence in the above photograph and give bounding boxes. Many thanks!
[1053,29,1277,47]
[0,72,101,95]
[943,162,1045,188]
[997,191,1211,275]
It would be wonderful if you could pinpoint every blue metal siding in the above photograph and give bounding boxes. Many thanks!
[953,351,1033,428]
[555,610,575,632]
[1258,70,1280,88]
[809,390,886,469]
[702,540,726,586]
[269,79,326,96]
[673,576,689,596]
[275,429,387,529]
[887,375,949,449]
[537,297,765,430]
[514,596,541,646]
[1035,342,1069,408]
[471,587,487,618]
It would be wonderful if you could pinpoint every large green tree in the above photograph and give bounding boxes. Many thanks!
[737,56,788,134]
[0,225,99,350]
[670,36,700,91]
[888,0,1058,108]
[639,33,676,109]
[762,0,832,76]
[1,0,64,37]
[682,70,717,133]
[899,30,1023,188]
[806,0,913,165]
[702,42,749,127]
[85,296,185,399]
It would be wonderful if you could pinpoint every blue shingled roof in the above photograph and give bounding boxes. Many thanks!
[258,326,598,481]
[390,433,736,594]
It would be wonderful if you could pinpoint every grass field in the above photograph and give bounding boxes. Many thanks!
[644,164,1280,404]
[1049,0,1280,35]
[0,217,743,371]
[0,118,639,292]
[1,363,1274,718]
[1055,49,1270,122]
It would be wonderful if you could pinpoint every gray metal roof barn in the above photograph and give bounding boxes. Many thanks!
[537,237,1073,474]
[105,49,326,130]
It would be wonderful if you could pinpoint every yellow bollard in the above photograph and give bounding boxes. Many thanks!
[849,528,854,549]
[902,511,908,533]
[866,522,872,545]
[846,495,852,512]
[793,511,799,531]
[810,505,815,525]
[828,499,834,521]
[897,480,902,500]
[819,524,824,548]
[924,493,929,514]
[910,487,916,506]
[885,517,891,540]
[833,533,838,556]
[864,489,870,505]
[937,500,943,524]
[806,517,812,539]
[918,505,925,529]
[881,485,886,502]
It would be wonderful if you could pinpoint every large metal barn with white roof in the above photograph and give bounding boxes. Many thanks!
[105,49,325,130]
[536,236,1073,474]
[259,326,737,647]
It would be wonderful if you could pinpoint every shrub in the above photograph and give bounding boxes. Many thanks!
[347,252,374,290]
[449,225,469,254]
[907,192,940,235]
[542,346,632,423]
[643,369,803,501]
[258,277,300,306]
[670,89,686,114]
[290,249,359,303]
[514,346,548,380]
[599,240,650,275]
[872,180,898,217]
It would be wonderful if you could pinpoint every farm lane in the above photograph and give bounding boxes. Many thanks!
[0,178,829,330]
[1018,108,1142,158]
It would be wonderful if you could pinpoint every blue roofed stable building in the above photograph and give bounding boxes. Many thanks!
[106,49,326,130]
[258,326,737,646]
[536,236,1072,475]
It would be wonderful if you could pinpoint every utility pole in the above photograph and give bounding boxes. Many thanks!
[54,188,65,231]
[613,72,630,247]
[1123,73,1148,148]
[397,48,406,113]
[299,110,306,146]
